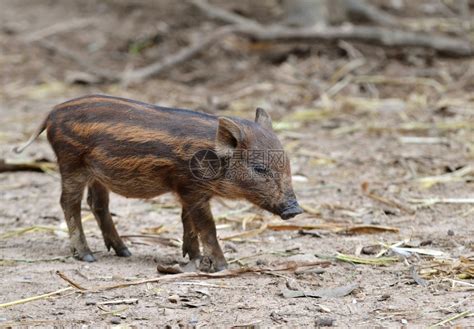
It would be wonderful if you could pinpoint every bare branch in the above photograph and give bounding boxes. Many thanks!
[192,0,473,57]
[121,25,239,83]
[36,0,473,85]
[236,24,473,57]
[37,39,116,82]
[21,18,95,42]
[343,0,400,27]
[190,0,261,28]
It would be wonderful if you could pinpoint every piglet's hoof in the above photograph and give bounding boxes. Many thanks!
[182,256,228,273]
[199,256,228,273]
[74,253,96,263]
[115,247,132,257]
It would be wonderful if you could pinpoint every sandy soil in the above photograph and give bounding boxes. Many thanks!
[0,0,473,327]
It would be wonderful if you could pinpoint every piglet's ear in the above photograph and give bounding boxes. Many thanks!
[216,117,243,157]
[255,107,273,131]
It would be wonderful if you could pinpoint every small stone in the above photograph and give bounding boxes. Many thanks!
[361,245,381,255]
[168,294,180,303]
[447,229,454,236]
[315,317,335,327]
[120,314,127,319]
[378,294,390,301]
[286,278,302,291]
[401,319,408,325]
[110,317,121,324]
[256,259,267,266]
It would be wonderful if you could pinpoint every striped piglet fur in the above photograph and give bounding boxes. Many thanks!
[16,94,302,272]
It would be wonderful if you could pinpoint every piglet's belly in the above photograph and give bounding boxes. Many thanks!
[86,154,175,199]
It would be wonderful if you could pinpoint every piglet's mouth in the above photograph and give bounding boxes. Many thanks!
[279,201,304,220]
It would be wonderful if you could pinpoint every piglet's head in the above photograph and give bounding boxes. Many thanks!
[215,108,303,220]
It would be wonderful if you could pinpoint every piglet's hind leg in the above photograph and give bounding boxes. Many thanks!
[60,175,95,262]
[87,180,131,257]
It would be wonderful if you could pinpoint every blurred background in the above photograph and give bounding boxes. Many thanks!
[0,0,473,327]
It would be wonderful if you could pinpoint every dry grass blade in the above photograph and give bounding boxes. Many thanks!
[336,253,398,266]
[221,222,268,241]
[333,121,474,136]
[375,239,408,258]
[429,310,473,328]
[0,159,57,173]
[419,256,474,280]
[353,75,445,93]
[0,287,73,308]
[140,225,169,235]
[340,225,399,234]
[361,182,415,214]
[415,165,473,189]
[398,136,449,144]
[267,223,399,235]
[268,223,339,231]
[121,234,180,248]
[391,247,448,258]
[408,197,474,206]
[299,204,322,215]
[0,225,67,239]
[56,271,86,290]
[215,205,253,221]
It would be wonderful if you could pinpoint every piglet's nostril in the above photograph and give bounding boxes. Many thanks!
[279,200,304,220]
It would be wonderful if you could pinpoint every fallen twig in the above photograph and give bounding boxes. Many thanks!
[0,261,330,308]
[408,197,474,206]
[221,222,268,241]
[336,253,398,266]
[415,165,474,188]
[0,159,56,173]
[121,25,241,83]
[38,1,474,85]
[56,271,86,291]
[36,39,117,82]
[192,0,473,56]
[0,225,67,239]
[0,287,73,308]
[361,182,415,215]
[21,18,95,42]
[429,310,473,328]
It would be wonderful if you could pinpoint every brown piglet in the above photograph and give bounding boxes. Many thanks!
[15,95,303,272]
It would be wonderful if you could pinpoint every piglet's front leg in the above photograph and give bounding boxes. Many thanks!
[180,196,227,272]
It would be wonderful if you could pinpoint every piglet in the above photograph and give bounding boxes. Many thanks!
[15,95,303,272]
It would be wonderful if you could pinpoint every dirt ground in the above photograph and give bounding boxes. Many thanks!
[1,0,473,327]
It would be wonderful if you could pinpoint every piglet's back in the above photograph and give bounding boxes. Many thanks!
[45,95,219,198]
[47,94,218,159]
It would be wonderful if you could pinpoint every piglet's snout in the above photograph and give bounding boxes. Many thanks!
[279,199,304,220]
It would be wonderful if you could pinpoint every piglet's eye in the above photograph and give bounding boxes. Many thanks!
[253,165,268,175]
